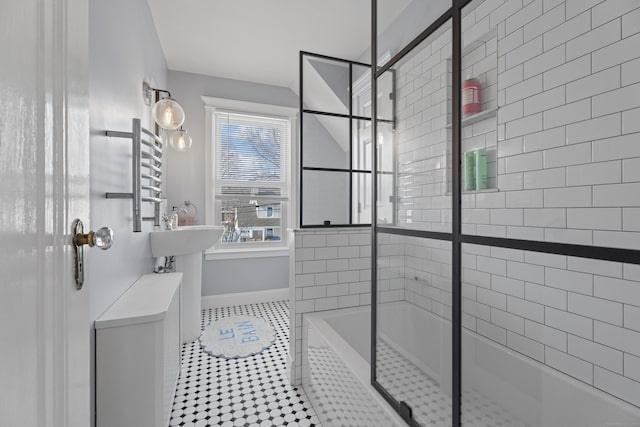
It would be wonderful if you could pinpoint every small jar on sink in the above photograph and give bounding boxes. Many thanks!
[177,200,197,226]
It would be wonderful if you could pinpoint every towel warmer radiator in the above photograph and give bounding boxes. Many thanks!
[105,118,163,232]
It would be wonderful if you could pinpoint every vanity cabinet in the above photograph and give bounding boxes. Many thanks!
[95,273,182,427]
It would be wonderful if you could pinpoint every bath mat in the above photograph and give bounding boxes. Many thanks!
[199,315,276,359]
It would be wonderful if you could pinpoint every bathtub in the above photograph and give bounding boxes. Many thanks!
[302,301,640,427]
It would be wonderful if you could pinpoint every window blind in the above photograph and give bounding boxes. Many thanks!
[214,111,289,200]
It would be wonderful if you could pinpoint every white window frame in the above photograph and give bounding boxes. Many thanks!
[203,96,298,260]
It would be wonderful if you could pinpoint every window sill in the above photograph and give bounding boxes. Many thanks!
[204,246,289,261]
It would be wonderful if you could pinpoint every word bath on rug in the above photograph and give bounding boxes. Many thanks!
[200,315,276,359]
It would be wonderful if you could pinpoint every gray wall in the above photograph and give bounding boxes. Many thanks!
[302,114,351,226]
[166,70,297,295]
[89,0,166,320]
[302,111,349,169]
[202,256,290,295]
[89,0,167,423]
[308,58,350,108]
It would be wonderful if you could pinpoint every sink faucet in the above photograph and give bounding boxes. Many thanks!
[161,214,172,230]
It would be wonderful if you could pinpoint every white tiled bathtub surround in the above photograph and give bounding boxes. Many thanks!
[290,228,376,384]
[384,0,640,411]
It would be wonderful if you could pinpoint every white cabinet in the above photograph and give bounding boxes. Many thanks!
[95,273,182,427]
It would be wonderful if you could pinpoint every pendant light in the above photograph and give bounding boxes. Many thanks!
[151,97,185,130]
[143,81,192,151]
[169,127,193,152]
[143,81,185,130]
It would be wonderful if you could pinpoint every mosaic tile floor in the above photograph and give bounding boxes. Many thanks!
[169,300,320,427]
[305,345,396,427]
[377,339,529,427]
[168,299,526,427]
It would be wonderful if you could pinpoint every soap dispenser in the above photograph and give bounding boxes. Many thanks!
[170,207,179,230]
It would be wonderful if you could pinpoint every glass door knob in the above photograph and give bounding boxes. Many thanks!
[74,226,114,250]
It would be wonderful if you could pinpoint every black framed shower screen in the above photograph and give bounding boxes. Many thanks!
[370,1,640,426]
[298,51,395,228]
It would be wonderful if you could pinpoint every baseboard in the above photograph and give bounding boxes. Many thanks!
[201,287,289,309]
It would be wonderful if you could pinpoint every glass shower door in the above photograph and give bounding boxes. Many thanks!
[373,17,454,427]
[373,0,640,426]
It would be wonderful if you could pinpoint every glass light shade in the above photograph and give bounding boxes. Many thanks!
[169,128,192,152]
[152,98,185,130]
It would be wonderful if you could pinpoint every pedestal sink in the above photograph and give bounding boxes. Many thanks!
[150,225,224,342]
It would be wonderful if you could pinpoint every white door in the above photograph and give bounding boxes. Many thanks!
[0,1,90,426]
[352,75,373,224]
[352,65,395,225]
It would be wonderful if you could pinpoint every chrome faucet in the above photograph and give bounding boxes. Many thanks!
[161,214,171,230]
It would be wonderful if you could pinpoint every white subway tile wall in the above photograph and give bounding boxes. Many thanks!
[390,0,640,410]
[450,1,640,247]
[290,0,640,413]
[461,245,640,408]
[402,235,453,318]
[394,23,454,232]
[292,228,375,384]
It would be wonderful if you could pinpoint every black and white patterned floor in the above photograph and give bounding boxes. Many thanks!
[377,339,528,427]
[169,299,526,427]
[169,300,320,427]
[305,345,396,426]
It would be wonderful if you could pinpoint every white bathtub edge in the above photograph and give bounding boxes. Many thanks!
[304,308,406,427]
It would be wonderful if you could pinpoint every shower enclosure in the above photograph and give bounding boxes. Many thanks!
[372,0,640,426]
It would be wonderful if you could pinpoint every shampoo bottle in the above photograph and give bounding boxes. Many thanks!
[475,148,488,190]
[464,151,476,191]
[462,77,481,116]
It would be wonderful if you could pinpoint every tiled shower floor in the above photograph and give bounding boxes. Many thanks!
[377,339,528,427]
[169,300,320,427]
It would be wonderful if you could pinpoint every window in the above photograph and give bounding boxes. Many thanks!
[204,96,296,256]
[215,111,287,245]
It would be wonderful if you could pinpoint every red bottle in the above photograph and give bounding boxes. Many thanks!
[462,78,481,116]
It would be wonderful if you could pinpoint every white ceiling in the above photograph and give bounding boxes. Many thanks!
[146,0,411,91]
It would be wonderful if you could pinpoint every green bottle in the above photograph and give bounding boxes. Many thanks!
[464,151,476,191]
[475,148,488,190]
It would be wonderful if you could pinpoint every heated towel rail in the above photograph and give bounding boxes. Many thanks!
[105,118,163,232]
